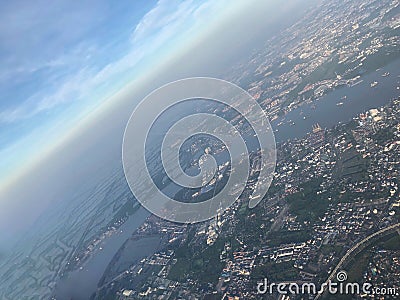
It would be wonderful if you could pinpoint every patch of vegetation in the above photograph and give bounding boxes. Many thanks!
[320,244,343,256]
[267,230,311,247]
[168,238,225,284]
[286,178,329,223]
[252,261,298,281]
[371,128,395,145]
[379,233,400,251]
[333,148,368,182]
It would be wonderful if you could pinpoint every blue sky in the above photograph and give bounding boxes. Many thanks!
[0,0,238,187]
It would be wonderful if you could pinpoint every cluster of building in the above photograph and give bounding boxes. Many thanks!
[98,97,398,299]
[227,0,399,122]
[361,249,400,298]
[96,1,400,298]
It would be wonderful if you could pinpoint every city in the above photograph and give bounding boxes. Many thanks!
[93,96,400,299]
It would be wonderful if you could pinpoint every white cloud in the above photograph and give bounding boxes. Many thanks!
[0,0,227,124]
[130,0,197,43]
[0,68,92,123]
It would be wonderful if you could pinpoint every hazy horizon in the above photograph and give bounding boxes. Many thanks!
[0,0,315,250]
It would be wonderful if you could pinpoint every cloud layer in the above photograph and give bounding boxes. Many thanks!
[0,0,229,180]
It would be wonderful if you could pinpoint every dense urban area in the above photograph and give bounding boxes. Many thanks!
[95,96,400,300]
[93,0,400,299]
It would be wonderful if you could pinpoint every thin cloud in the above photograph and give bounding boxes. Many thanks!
[0,0,223,124]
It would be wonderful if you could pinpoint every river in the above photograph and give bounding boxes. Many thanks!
[54,207,150,300]
[273,59,400,142]
[55,59,399,299]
